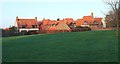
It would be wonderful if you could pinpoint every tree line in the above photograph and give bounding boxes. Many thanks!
[105,0,120,36]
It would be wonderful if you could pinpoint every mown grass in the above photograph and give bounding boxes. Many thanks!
[2,30,118,62]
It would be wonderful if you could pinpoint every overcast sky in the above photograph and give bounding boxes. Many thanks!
[1,0,109,28]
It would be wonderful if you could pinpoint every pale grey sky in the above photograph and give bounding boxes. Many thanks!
[1,0,109,28]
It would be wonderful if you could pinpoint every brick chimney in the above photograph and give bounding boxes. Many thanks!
[16,16,18,21]
[35,17,37,21]
[43,18,45,20]
[91,12,94,22]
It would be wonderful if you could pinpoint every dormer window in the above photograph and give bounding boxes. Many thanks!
[84,21,88,25]
[22,25,27,28]
[94,21,97,24]
[32,25,37,28]
[70,22,73,25]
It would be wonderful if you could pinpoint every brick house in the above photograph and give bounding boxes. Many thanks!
[64,18,76,29]
[14,16,39,32]
[56,20,70,31]
[39,19,70,33]
[76,12,103,30]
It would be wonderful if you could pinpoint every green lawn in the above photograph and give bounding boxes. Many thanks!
[2,30,118,62]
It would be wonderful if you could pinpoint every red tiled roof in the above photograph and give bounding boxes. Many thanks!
[82,16,93,24]
[38,21,42,25]
[16,17,38,28]
[49,26,56,30]
[64,18,74,25]
[76,19,82,26]
[51,20,58,24]
[76,16,93,26]
[42,19,51,25]
[76,13,102,26]
[94,18,102,23]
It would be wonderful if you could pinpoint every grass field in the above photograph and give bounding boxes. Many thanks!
[2,30,118,62]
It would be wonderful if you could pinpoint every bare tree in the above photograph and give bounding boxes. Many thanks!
[105,0,120,36]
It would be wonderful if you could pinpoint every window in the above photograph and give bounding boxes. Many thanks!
[94,21,97,24]
[70,22,73,25]
[32,25,37,28]
[84,21,88,25]
[22,25,26,28]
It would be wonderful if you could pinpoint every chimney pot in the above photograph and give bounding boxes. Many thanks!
[16,16,18,21]
[35,17,37,20]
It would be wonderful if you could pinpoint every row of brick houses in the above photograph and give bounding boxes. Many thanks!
[14,13,106,33]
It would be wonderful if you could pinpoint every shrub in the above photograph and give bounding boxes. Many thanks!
[88,27,91,31]
[75,26,83,28]
[71,26,91,32]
